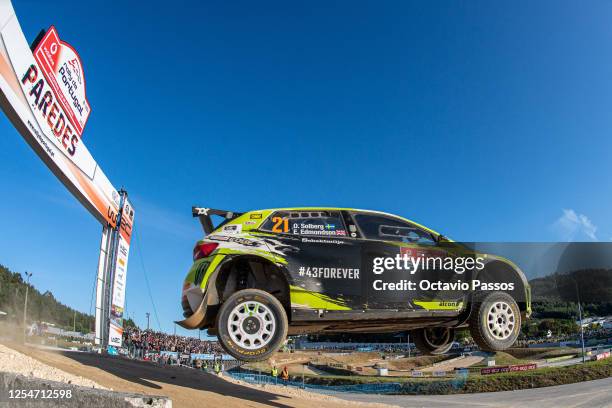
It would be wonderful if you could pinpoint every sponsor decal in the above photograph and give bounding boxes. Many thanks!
[208,235,260,247]
[291,222,346,236]
[413,300,464,311]
[298,266,360,280]
[194,208,210,216]
[400,246,446,258]
[244,220,257,226]
[250,213,263,219]
[301,237,345,245]
[222,224,242,235]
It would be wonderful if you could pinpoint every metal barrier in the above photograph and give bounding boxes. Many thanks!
[228,370,468,395]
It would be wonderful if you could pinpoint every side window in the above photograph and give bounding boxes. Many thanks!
[261,210,348,237]
[353,213,436,245]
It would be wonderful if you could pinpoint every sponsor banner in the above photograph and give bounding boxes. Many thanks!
[481,363,537,375]
[162,352,236,361]
[0,0,120,226]
[108,322,123,348]
[111,236,129,313]
[108,196,135,347]
[119,196,135,244]
[32,26,91,137]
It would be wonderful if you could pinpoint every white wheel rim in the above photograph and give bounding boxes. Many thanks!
[228,300,276,350]
[486,301,516,340]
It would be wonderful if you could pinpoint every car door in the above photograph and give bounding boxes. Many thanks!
[350,211,466,312]
[258,209,364,311]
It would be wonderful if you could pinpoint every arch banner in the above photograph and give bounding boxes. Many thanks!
[0,0,119,226]
[0,0,135,349]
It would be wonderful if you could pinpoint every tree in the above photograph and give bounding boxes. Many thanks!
[0,264,95,333]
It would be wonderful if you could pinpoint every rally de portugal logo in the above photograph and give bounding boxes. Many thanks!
[32,26,91,137]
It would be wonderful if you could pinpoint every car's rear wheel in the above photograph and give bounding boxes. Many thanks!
[412,327,455,355]
[216,289,288,362]
[469,291,521,351]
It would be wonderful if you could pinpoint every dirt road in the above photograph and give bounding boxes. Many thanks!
[420,355,484,372]
[2,342,390,408]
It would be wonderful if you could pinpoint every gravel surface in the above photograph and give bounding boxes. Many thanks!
[0,343,106,389]
[3,341,391,408]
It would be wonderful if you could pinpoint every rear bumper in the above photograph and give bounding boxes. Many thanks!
[176,255,226,329]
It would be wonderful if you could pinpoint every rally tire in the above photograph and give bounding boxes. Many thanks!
[469,291,521,352]
[412,327,455,355]
[216,289,288,362]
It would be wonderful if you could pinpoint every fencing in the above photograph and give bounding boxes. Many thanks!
[227,370,468,395]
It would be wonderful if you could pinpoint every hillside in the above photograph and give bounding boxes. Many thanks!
[529,269,612,319]
[0,264,136,333]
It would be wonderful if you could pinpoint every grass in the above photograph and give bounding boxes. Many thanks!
[462,357,612,393]
[505,347,577,360]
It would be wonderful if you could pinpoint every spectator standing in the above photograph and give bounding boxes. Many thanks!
[280,366,289,382]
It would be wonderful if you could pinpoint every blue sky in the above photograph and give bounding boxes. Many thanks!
[1,0,611,334]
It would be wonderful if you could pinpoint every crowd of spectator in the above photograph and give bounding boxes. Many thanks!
[122,327,224,356]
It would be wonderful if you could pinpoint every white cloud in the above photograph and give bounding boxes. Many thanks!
[553,209,598,241]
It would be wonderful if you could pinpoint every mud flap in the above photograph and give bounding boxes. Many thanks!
[175,297,208,329]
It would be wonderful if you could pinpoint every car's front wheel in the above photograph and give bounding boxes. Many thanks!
[469,291,521,351]
[216,289,288,362]
[412,327,455,355]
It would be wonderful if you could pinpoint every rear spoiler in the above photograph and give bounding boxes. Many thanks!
[192,207,243,235]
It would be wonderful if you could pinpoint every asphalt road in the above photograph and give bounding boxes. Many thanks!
[317,377,612,408]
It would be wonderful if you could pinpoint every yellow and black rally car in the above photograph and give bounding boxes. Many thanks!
[178,207,531,361]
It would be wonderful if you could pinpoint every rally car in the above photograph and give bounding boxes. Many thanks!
[177,207,531,361]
